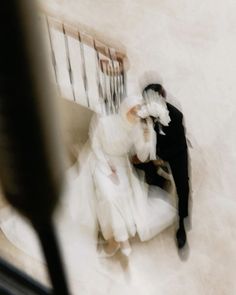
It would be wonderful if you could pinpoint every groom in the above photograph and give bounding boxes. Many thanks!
[134,83,190,249]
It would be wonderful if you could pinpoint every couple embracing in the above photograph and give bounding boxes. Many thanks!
[0,81,190,262]
[85,81,190,257]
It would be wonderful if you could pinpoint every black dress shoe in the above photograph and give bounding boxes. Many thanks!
[176,226,187,249]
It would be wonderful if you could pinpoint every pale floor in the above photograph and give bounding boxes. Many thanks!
[1,147,236,295]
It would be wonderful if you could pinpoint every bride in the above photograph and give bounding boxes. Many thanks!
[0,95,176,260]
[84,95,176,256]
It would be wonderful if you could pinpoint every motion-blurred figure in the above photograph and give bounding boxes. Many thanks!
[135,79,190,249]
[86,95,176,257]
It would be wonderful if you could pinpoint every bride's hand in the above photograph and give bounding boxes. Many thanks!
[109,163,116,174]
[108,162,118,178]
[109,170,119,184]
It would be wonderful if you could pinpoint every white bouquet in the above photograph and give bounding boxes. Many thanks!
[137,90,171,126]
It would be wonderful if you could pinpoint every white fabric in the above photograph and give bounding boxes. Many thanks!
[87,108,176,242]
[0,98,176,260]
[130,117,157,162]
[143,90,171,126]
[120,94,157,162]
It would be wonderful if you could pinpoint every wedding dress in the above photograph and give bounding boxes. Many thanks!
[0,97,176,264]
[87,110,176,243]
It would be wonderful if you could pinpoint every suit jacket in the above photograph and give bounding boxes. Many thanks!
[155,103,187,160]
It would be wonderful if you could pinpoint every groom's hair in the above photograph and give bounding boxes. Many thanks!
[142,83,166,99]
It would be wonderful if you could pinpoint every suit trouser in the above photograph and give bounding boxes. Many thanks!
[134,149,189,219]
[134,162,166,188]
[167,149,189,219]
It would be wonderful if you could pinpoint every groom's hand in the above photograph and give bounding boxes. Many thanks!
[153,159,165,166]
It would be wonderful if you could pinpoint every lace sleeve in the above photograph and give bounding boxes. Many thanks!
[133,118,156,162]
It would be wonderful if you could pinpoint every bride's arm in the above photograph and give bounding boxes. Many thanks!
[132,118,156,162]
[89,115,113,176]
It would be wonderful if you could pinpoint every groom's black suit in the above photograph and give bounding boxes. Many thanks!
[135,103,189,219]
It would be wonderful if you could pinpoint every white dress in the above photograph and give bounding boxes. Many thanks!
[0,112,176,263]
[87,113,176,242]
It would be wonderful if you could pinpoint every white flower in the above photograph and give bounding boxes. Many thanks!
[146,100,170,126]
[137,106,149,118]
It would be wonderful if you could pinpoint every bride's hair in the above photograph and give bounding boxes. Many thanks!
[120,95,142,118]
[142,84,166,99]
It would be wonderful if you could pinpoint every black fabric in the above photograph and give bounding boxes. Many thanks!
[135,103,190,218]
[176,217,187,248]
[134,162,166,188]
[168,150,189,218]
[155,103,187,160]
